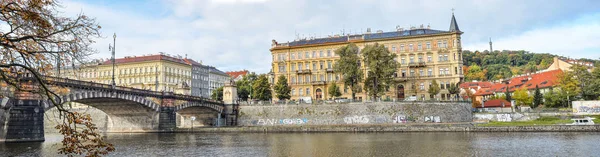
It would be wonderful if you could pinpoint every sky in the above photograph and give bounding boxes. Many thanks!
[58,0,600,73]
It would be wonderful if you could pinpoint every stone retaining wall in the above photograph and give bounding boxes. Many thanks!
[178,125,600,133]
[237,102,472,126]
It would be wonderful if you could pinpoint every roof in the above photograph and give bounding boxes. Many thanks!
[286,29,451,47]
[449,13,460,32]
[521,69,563,90]
[226,70,248,79]
[102,54,188,65]
[183,58,203,66]
[478,99,511,108]
[208,67,228,76]
[459,81,493,89]
[473,87,494,96]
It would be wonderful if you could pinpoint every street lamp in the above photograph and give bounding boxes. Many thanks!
[110,33,116,89]
[190,116,196,131]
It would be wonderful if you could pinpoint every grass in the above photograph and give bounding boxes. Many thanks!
[477,116,573,127]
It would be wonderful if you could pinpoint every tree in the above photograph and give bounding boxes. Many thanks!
[448,82,460,100]
[328,83,342,99]
[513,88,533,107]
[361,43,398,100]
[557,71,581,105]
[273,75,291,100]
[571,65,595,100]
[333,43,363,100]
[236,72,257,101]
[505,86,512,102]
[428,80,441,100]
[211,86,224,101]
[533,85,543,108]
[544,89,567,108]
[0,1,113,156]
[252,74,272,101]
[465,64,487,81]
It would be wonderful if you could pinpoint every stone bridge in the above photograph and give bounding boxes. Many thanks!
[0,74,238,142]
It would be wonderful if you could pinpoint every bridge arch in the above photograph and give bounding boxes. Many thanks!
[174,101,223,113]
[42,91,160,112]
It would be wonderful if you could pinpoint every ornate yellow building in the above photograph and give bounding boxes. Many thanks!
[55,53,196,95]
[270,13,464,101]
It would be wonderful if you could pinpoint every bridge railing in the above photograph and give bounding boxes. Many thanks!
[18,73,223,104]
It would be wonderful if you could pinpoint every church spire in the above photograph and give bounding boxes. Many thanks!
[449,9,460,32]
[489,38,493,53]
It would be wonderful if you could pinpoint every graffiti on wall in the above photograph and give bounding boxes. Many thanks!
[253,118,308,125]
[497,114,512,122]
[392,115,407,123]
[424,116,441,123]
[343,115,370,124]
[573,101,600,113]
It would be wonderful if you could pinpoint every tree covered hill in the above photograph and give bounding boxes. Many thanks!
[461,50,600,81]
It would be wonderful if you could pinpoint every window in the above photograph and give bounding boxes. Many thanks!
[320,75,324,81]
[319,50,324,58]
[419,69,424,76]
[427,55,432,62]
[298,52,302,59]
[392,46,396,52]
[445,68,450,75]
[305,52,309,58]
[291,77,296,84]
[401,57,406,64]
[306,63,310,70]
[298,63,303,70]
[305,75,310,83]
[439,68,444,75]
[291,53,295,60]
[420,83,425,90]
[320,62,324,69]
[327,50,331,57]
[291,64,296,71]
[327,74,332,81]
[418,43,422,51]
[440,82,445,89]
[410,69,415,76]
[409,44,413,51]
[312,75,316,82]
[426,42,431,49]
[437,40,442,48]
[409,56,414,63]
[444,54,449,61]
[455,67,458,75]
[401,70,406,77]
[312,51,316,58]
[418,56,423,62]
[299,88,303,96]
[306,88,310,95]
[400,44,405,51]
[428,68,433,76]
[292,89,296,96]
[438,55,443,61]
[312,62,317,70]
[446,82,451,89]
[327,61,332,69]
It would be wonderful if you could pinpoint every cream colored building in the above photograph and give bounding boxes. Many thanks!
[269,13,465,101]
[53,53,199,95]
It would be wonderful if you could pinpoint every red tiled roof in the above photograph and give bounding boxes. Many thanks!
[478,99,511,108]
[183,58,202,66]
[101,54,189,65]
[459,81,493,89]
[226,70,249,79]
[473,87,494,96]
[522,69,563,90]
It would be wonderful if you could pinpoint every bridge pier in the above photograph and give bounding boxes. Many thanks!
[3,99,45,142]
[159,107,176,131]
[223,82,239,126]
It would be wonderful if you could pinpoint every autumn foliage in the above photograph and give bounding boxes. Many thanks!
[56,112,115,156]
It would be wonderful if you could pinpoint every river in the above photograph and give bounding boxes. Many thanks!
[1,132,600,157]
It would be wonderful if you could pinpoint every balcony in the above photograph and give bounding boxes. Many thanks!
[311,81,327,85]
[296,70,311,74]
[326,68,335,73]
[408,62,426,68]
[438,60,450,63]
[439,74,453,77]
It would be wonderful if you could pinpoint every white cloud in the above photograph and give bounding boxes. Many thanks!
[57,0,600,74]
[465,13,600,59]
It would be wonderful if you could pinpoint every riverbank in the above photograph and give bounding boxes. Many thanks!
[174,123,600,133]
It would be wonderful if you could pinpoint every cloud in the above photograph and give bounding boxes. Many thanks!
[465,13,600,60]
[57,0,600,74]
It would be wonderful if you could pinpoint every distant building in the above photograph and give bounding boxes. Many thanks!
[51,53,212,96]
[184,59,210,98]
[269,13,465,101]
[208,66,230,96]
[547,57,595,71]
[226,70,249,82]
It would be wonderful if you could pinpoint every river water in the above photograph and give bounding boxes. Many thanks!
[1,132,600,157]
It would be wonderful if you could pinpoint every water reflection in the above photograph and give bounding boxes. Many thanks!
[1,132,600,157]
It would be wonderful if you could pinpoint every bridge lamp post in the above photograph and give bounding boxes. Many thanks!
[110,33,116,90]
[191,116,196,130]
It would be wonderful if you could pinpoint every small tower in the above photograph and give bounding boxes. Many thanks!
[489,38,493,53]
[449,9,460,32]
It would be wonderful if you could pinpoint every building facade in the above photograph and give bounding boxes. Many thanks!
[269,13,464,101]
[53,53,208,95]
[208,66,230,96]
[226,70,249,82]
[185,59,210,98]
